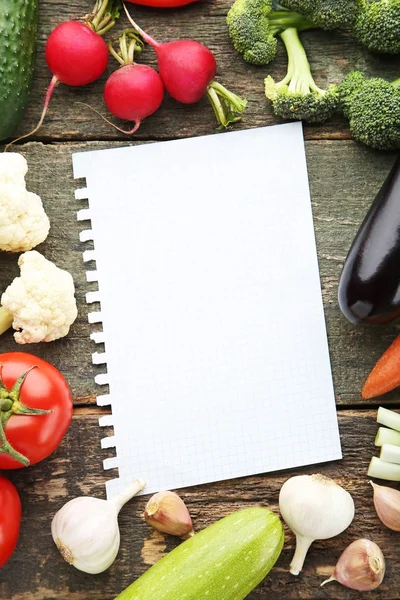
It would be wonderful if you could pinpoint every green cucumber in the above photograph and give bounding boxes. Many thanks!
[115,507,284,600]
[0,0,38,141]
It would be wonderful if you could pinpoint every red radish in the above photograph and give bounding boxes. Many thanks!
[7,0,119,148]
[103,30,164,133]
[123,3,247,128]
[45,22,109,87]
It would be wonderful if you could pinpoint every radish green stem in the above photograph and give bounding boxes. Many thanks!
[380,443,400,464]
[120,30,129,64]
[375,427,400,447]
[109,42,125,65]
[108,30,143,66]
[5,76,59,151]
[97,20,116,37]
[377,407,400,432]
[207,81,247,129]
[91,0,109,30]
[0,307,13,335]
[368,456,400,481]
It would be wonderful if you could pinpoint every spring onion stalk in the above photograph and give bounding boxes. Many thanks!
[375,427,400,447]
[377,407,400,432]
[380,444,400,464]
[368,456,400,481]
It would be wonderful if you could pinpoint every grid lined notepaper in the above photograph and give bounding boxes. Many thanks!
[73,122,342,499]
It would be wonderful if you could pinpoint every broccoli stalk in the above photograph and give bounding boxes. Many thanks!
[280,0,357,29]
[354,0,400,54]
[264,27,339,123]
[339,71,400,150]
[226,0,317,65]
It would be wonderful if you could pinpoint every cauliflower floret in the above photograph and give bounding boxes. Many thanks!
[0,183,50,252]
[1,250,78,343]
[0,153,28,187]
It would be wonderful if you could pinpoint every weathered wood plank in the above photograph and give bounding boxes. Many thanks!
[0,140,397,406]
[0,409,396,599]
[8,0,400,142]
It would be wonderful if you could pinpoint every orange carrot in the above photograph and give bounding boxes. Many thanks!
[362,334,400,399]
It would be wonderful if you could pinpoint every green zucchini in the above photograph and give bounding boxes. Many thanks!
[0,0,38,141]
[115,507,284,600]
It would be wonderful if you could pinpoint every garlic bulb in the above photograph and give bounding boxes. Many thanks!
[279,474,355,575]
[51,478,145,574]
[321,539,385,591]
[371,481,400,531]
[144,491,194,538]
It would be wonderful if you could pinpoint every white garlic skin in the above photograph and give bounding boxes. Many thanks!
[51,496,121,574]
[279,474,355,575]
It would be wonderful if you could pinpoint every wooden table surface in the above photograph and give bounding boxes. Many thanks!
[1,1,400,599]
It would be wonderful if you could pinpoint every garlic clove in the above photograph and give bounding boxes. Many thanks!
[144,491,194,538]
[321,538,385,591]
[371,481,400,531]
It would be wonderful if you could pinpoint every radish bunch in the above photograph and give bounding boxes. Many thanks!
[123,3,247,129]
[8,0,247,147]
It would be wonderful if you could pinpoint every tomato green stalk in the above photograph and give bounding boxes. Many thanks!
[0,366,52,466]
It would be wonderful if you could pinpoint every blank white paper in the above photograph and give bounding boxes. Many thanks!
[73,123,341,499]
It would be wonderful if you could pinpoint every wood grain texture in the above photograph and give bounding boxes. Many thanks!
[0,140,398,406]
[0,409,396,600]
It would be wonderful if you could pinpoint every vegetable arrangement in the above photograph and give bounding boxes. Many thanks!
[2,0,400,596]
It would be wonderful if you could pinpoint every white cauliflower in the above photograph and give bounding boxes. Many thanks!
[0,153,50,252]
[0,184,50,252]
[0,250,78,343]
[0,153,28,186]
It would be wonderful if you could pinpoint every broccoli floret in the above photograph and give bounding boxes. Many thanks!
[226,0,316,65]
[337,70,366,116]
[264,27,339,123]
[354,0,400,54]
[339,72,400,149]
[280,0,357,29]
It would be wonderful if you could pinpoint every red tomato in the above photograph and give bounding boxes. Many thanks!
[0,474,21,567]
[125,0,199,6]
[0,353,73,469]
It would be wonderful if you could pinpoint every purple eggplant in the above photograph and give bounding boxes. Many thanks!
[338,156,400,324]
